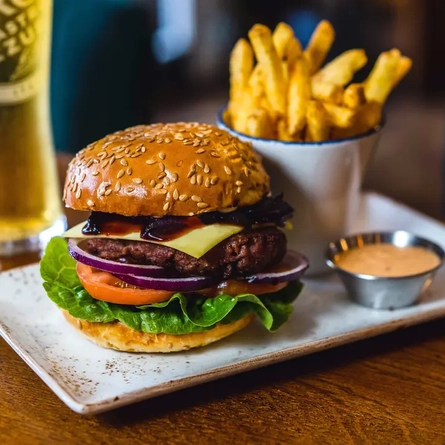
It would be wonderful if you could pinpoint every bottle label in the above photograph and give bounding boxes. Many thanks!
[0,0,42,105]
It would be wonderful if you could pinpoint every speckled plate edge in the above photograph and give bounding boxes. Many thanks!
[2,301,445,415]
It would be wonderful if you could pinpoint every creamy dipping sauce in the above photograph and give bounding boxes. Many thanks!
[334,244,441,277]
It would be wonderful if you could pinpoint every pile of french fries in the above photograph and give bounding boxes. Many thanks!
[225,20,412,142]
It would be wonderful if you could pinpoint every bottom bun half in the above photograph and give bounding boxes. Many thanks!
[62,310,254,353]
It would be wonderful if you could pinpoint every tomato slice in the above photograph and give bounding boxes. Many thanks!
[76,263,288,306]
[76,263,175,305]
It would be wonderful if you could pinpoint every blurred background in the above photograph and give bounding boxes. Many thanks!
[50,0,444,218]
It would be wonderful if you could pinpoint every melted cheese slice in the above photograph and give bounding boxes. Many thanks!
[63,221,243,259]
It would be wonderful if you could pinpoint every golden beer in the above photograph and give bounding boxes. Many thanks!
[0,0,65,255]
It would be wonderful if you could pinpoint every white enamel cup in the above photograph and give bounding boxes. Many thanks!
[217,109,384,275]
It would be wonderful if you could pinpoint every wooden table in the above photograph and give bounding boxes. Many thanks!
[1,156,445,444]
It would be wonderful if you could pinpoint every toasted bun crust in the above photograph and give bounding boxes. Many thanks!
[62,310,254,353]
[64,123,270,217]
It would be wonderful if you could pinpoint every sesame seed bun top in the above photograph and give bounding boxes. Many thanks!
[63,122,270,217]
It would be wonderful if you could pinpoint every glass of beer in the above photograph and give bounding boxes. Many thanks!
[0,0,66,256]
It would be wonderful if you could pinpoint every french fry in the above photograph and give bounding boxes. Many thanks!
[284,37,303,74]
[249,66,264,99]
[245,108,274,139]
[343,83,366,109]
[287,57,311,134]
[322,102,355,128]
[392,55,413,89]
[277,118,297,141]
[304,20,335,75]
[272,22,295,59]
[260,96,281,123]
[311,80,344,104]
[332,101,382,139]
[229,38,254,111]
[364,49,401,104]
[312,49,367,86]
[306,100,330,142]
[248,24,287,115]
[231,88,259,134]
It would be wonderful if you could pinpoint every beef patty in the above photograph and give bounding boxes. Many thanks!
[84,227,287,278]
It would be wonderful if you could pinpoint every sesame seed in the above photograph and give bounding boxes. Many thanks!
[174,134,184,140]
[117,170,125,179]
[197,202,209,208]
[164,138,171,144]
[120,159,128,166]
[131,153,142,158]
[154,183,163,189]
[109,156,115,165]
[236,180,243,186]
[102,160,109,168]
[176,160,184,167]
[159,189,168,195]
[201,139,210,146]
[156,138,164,144]
[171,172,178,182]
[210,152,220,158]
[194,132,204,138]
[224,166,232,175]
[73,182,78,193]
[179,194,189,201]
[204,164,210,173]
[115,181,121,192]
[80,173,86,182]
[202,129,213,135]
[195,148,205,154]
[159,163,165,172]
[140,146,146,153]
[150,180,156,187]
[243,167,250,177]
[191,195,202,202]
[146,159,157,165]
[190,175,197,185]
[215,132,222,136]
[159,152,166,160]
[126,186,135,193]
[87,200,95,207]
[237,187,242,194]
[105,189,112,196]
[132,178,143,184]
[183,141,193,146]
[158,172,167,179]
[210,176,219,185]
[205,177,211,188]
[196,160,204,168]
[98,189,105,197]
[173,189,179,200]
[126,167,132,175]
[187,170,194,179]
[163,203,170,211]
[197,174,203,185]
[76,189,82,199]
[86,159,94,167]
[193,139,200,147]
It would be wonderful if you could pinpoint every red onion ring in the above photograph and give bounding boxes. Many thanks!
[114,273,218,292]
[243,250,309,284]
[68,239,169,277]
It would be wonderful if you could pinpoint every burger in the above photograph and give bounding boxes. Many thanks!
[40,122,309,353]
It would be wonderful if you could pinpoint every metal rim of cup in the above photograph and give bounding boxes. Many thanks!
[325,230,445,281]
[216,106,386,146]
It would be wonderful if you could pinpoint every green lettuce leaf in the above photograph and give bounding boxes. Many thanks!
[40,237,303,335]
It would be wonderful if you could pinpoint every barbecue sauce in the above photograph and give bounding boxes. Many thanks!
[81,195,294,241]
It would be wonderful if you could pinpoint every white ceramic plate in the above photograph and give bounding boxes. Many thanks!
[1,192,445,415]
